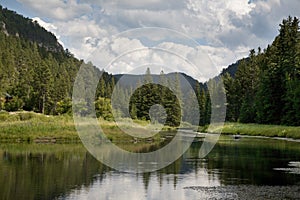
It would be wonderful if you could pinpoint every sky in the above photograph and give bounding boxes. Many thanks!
[1,0,300,81]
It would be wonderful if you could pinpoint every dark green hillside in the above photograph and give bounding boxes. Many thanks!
[0,5,115,115]
[220,58,249,78]
[0,5,63,52]
[0,28,79,114]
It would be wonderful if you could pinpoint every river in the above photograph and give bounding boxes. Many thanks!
[0,136,300,199]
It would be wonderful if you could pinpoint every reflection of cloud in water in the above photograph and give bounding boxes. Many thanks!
[274,161,300,174]
[60,170,220,200]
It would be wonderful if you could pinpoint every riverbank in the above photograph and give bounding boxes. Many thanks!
[1,111,299,142]
[0,111,172,143]
[0,111,79,143]
[219,123,300,139]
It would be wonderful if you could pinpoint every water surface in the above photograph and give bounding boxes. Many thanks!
[0,137,300,199]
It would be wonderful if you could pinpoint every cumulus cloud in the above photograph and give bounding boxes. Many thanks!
[50,16,117,59]
[16,0,300,80]
[85,35,218,81]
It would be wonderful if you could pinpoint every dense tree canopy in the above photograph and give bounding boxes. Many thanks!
[223,16,300,126]
[0,6,114,115]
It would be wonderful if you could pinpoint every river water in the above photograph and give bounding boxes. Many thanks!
[0,137,300,199]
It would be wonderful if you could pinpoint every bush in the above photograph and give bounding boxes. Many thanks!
[95,97,113,121]
[4,97,24,111]
[56,98,72,115]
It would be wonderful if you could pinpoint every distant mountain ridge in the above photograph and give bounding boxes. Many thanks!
[114,72,206,92]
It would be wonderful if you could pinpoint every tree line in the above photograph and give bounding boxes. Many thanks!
[0,28,80,114]
[223,16,300,126]
[1,5,299,127]
[95,68,211,126]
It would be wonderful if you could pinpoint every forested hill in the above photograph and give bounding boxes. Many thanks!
[220,58,247,78]
[0,5,63,52]
[0,6,98,115]
[222,16,300,126]
[114,72,206,92]
[0,22,78,114]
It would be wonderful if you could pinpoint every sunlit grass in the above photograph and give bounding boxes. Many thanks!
[0,111,167,144]
[220,123,300,139]
[2,111,299,142]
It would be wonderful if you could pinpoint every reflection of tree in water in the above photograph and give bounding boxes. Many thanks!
[203,140,300,185]
[1,139,299,199]
[137,140,300,189]
[0,145,111,200]
[0,143,197,197]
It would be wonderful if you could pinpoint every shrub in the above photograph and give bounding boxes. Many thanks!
[4,97,24,111]
[56,98,72,115]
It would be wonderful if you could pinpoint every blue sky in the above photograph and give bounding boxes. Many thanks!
[1,0,33,18]
[1,0,299,80]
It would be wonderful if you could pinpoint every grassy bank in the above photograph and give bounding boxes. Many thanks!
[1,111,300,142]
[219,123,300,139]
[0,111,173,143]
[0,111,79,142]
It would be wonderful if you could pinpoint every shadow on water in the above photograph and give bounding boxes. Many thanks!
[0,137,299,199]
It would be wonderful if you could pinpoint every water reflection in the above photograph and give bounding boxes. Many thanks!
[0,144,110,200]
[0,137,299,200]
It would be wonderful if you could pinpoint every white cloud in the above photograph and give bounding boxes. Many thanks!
[16,0,300,80]
[201,45,249,72]
[110,37,144,55]
[17,0,92,20]
[85,36,220,81]
[32,17,57,31]
[226,0,255,16]
[84,0,184,10]
[56,17,109,38]
[50,17,118,59]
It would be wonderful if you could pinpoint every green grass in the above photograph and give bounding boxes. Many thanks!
[1,111,299,143]
[219,122,300,139]
[0,111,168,144]
[0,111,79,142]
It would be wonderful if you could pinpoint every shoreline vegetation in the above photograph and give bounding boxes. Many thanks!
[218,123,300,140]
[0,111,176,144]
[0,111,299,144]
[0,8,299,145]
